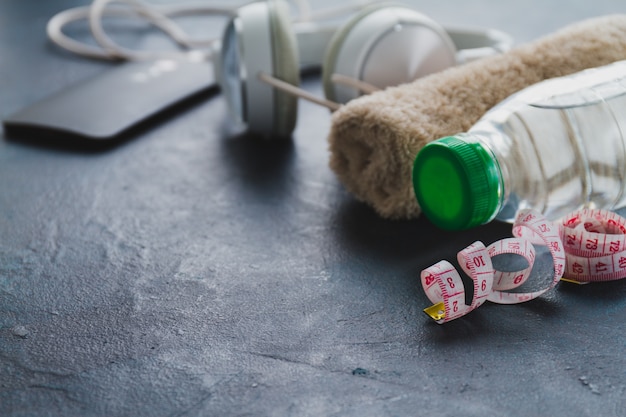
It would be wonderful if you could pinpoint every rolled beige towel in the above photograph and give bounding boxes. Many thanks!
[328,14,626,219]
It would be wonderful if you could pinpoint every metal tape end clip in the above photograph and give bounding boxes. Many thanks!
[424,302,446,321]
[560,277,589,285]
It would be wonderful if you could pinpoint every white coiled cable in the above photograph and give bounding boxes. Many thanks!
[46,0,376,61]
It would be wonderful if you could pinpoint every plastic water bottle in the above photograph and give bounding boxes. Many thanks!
[412,60,626,230]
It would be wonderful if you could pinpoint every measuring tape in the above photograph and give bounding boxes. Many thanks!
[560,208,626,282]
[421,208,626,324]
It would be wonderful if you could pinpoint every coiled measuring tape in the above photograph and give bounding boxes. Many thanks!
[561,209,626,282]
[421,208,626,324]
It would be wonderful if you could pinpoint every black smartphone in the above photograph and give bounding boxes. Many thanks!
[3,58,217,142]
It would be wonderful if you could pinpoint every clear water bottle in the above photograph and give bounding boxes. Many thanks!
[412,60,626,230]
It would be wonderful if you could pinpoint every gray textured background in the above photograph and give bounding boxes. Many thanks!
[2,1,626,416]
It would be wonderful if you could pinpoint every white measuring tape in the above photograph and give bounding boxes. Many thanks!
[561,209,626,282]
[421,208,626,324]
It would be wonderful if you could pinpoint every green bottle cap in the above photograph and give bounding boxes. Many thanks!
[412,135,503,230]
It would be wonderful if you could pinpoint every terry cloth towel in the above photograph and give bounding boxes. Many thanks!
[327,14,626,219]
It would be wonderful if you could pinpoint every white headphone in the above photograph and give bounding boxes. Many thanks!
[47,0,513,138]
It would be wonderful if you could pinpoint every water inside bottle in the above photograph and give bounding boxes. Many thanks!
[497,80,626,222]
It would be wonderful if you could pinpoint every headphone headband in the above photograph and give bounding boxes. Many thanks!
[294,23,340,68]
[447,27,513,63]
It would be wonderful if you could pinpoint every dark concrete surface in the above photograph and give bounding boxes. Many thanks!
[2,1,626,416]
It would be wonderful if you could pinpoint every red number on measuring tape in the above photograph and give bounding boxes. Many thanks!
[586,238,599,250]
[608,218,626,233]
[610,241,621,253]
[595,262,608,273]
[508,241,520,250]
[572,262,584,274]
[555,263,564,276]
[566,234,576,246]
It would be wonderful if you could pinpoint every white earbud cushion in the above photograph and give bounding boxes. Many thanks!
[224,0,299,137]
[267,0,300,137]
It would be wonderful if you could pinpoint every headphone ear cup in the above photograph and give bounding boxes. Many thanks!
[218,0,299,138]
[322,3,389,103]
[267,0,300,137]
[322,5,457,104]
